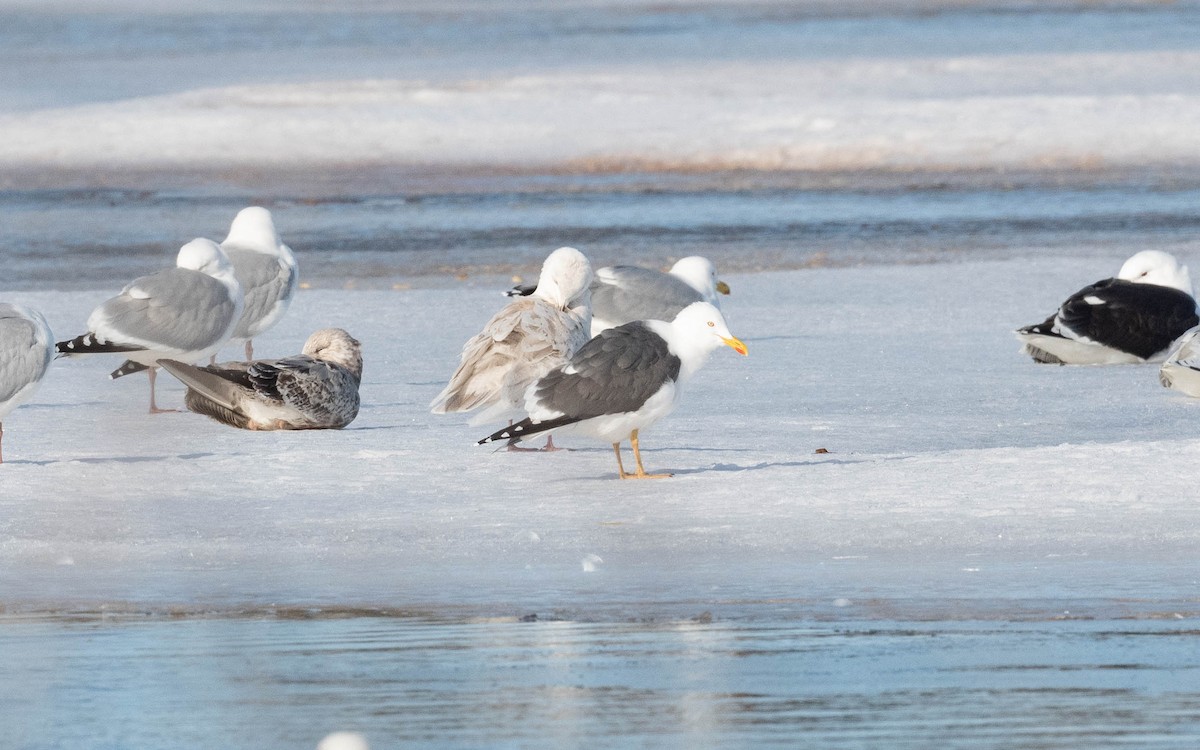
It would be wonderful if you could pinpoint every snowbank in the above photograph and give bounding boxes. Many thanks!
[4,55,1200,174]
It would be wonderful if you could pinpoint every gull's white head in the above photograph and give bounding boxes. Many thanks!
[1117,250,1193,295]
[303,327,363,379]
[222,206,283,254]
[176,238,234,278]
[533,246,594,309]
[670,300,747,357]
[668,256,730,305]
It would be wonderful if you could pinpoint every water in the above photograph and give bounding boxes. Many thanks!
[4,174,1200,291]
[5,558,1199,747]
[6,613,1200,749]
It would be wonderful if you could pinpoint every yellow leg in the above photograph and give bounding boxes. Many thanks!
[612,442,629,478]
[627,429,672,479]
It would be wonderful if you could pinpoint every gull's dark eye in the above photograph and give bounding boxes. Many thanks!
[707,321,715,327]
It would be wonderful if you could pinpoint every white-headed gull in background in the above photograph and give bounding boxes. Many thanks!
[432,246,593,451]
[480,301,747,478]
[0,303,54,463]
[1016,250,1198,365]
[220,206,299,361]
[56,239,243,413]
[508,255,731,336]
[160,328,362,430]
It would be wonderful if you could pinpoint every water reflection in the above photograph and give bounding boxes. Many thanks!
[5,616,1199,748]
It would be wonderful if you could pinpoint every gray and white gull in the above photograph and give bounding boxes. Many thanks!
[0,303,54,463]
[220,206,299,360]
[432,246,593,450]
[509,255,730,336]
[55,238,243,412]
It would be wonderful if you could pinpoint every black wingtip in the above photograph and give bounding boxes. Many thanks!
[56,333,146,356]
[110,359,151,379]
[504,282,538,298]
[479,418,535,445]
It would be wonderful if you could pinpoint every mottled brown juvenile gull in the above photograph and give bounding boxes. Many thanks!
[509,255,730,336]
[159,328,362,430]
[432,246,593,451]
[55,238,243,413]
[480,301,747,479]
[0,303,54,463]
[220,206,299,361]
[1016,250,1198,365]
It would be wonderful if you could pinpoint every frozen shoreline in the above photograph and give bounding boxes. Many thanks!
[3,259,1200,619]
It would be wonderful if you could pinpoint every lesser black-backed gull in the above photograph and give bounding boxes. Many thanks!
[479,301,747,478]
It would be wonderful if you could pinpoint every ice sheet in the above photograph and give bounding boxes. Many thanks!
[3,258,1199,615]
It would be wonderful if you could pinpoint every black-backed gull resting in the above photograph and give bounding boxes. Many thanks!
[508,256,730,336]
[1159,325,1200,397]
[432,246,593,451]
[0,303,54,463]
[220,206,299,361]
[160,328,362,430]
[479,301,747,479]
[1015,250,1198,365]
[55,239,243,413]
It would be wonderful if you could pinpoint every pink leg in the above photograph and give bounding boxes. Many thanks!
[148,367,179,414]
[245,340,254,361]
[0,421,5,464]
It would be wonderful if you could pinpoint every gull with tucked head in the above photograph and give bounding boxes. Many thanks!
[432,246,593,451]
[160,328,362,430]
[1016,250,1198,365]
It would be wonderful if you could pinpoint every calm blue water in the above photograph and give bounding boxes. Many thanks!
[4,178,1200,290]
[5,613,1200,749]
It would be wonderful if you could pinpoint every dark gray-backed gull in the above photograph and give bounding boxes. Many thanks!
[432,246,593,451]
[508,255,730,336]
[0,303,54,463]
[1016,250,1198,365]
[220,206,299,361]
[479,300,747,479]
[160,328,362,430]
[55,238,243,412]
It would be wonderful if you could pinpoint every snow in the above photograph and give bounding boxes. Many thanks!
[3,257,1199,616]
[3,60,1200,174]
[3,2,1200,178]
